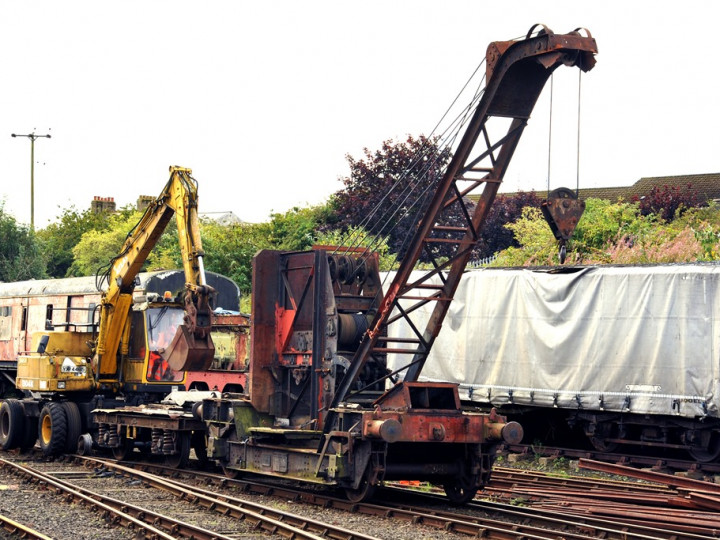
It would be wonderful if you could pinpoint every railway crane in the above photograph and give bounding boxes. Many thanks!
[201,25,598,504]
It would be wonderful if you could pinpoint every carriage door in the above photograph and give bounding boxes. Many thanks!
[19,297,29,355]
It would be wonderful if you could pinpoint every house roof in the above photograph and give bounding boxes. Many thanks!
[496,173,720,202]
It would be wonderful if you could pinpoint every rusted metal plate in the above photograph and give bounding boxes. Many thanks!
[541,187,586,243]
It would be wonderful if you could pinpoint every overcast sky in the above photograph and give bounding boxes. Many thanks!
[2,1,719,227]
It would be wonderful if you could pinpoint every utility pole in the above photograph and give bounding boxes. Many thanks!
[11,131,51,230]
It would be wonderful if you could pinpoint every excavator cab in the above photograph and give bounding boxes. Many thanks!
[144,305,185,382]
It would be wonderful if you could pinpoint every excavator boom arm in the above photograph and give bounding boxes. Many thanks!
[95,166,213,377]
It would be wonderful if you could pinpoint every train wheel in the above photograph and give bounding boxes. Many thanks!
[164,432,190,468]
[222,465,242,479]
[61,402,82,454]
[443,477,478,505]
[589,436,619,453]
[587,421,619,453]
[77,433,93,456]
[0,399,25,450]
[112,438,133,460]
[38,403,68,456]
[191,430,208,464]
[344,470,376,503]
[688,432,720,462]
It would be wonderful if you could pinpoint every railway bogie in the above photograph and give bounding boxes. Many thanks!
[203,381,511,504]
[93,401,209,466]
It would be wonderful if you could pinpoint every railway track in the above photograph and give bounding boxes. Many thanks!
[0,454,385,539]
[3,449,720,539]
[0,513,51,540]
[76,454,720,539]
[77,456,654,540]
[502,443,720,475]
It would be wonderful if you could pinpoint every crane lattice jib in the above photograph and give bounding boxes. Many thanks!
[331,26,597,406]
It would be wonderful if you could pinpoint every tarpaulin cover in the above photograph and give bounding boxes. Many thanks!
[386,264,720,419]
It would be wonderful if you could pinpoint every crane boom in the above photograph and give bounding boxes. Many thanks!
[329,26,598,414]
[95,166,214,378]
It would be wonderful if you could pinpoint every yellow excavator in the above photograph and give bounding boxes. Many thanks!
[2,166,216,457]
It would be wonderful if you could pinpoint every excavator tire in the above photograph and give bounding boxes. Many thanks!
[38,403,68,456]
[61,402,83,454]
[0,399,25,450]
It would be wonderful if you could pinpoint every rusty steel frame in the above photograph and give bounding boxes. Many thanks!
[327,26,598,420]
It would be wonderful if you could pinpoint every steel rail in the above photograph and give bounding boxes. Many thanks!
[502,443,720,474]
[77,455,676,540]
[76,456,378,540]
[5,462,242,540]
[492,466,671,493]
[0,458,175,540]
[386,489,697,540]
[0,513,53,540]
[156,476,606,540]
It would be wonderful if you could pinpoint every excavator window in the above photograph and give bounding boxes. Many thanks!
[128,311,146,360]
[145,306,184,382]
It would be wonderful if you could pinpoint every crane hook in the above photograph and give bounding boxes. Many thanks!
[541,187,585,265]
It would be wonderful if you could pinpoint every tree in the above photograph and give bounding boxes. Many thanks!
[475,191,542,259]
[201,220,272,293]
[266,204,334,251]
[37,205,111,277]
[491,207,558,266]
[330,135,453,261]
[632,183,704,221]
[68,209,177,277]
[490,198,720,266]
[0,202,46,282]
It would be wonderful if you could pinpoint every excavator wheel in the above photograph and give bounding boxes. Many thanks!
[0,399,25,450]
[61,402,83,454]
[38,403,68,456]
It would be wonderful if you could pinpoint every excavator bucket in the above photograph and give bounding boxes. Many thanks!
[162,324,215,372]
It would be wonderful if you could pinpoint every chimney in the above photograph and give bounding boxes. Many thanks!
[91,196,117,214]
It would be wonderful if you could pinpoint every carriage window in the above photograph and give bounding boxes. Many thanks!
[21,307,27,332]
[0,306,11,340]
[88,303,96,324]
[45,305,54,330]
